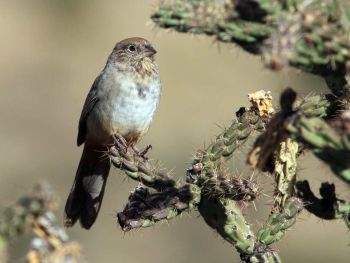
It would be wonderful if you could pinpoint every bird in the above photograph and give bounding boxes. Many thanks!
[64,37,161,229]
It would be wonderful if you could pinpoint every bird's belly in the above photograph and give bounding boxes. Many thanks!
[87,81,160,145]
[109,89,159,136]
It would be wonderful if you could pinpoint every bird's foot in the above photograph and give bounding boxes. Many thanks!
[113,134,128,155]
[132,144,152,161]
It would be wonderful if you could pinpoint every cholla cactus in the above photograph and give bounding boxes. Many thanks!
[111,103,302,262]
[110,85,342,262]
[0,183,84,263]
[110,1,350,262]
[152,0,350,94]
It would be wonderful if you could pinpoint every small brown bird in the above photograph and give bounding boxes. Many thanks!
[64,37,161,229]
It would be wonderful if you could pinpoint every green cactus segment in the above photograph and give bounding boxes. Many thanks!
[264,0,350,76]
[152,0,273,53]
[287,0,349,77]
[152,0,350,80]
[187,108,265,200]
[199,196,281,263]
[199,196,255,253]
[294,94,333,118]
[287,115,350,183]
[257,197,303,246]
[110,147,176,191]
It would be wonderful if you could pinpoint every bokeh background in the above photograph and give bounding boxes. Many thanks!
[0,1,349,262]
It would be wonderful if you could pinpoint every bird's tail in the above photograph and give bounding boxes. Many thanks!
[64,143,110,229]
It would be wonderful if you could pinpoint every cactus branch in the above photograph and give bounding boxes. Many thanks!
[272,138,299,212]
[186,107,266,197]
[152,0,350,81]
[199,195,284,263]
[117,185,201,231]
[110,90,336,262]
[114,106,264,230]
[109,146,175,191]
[257,197,304,246]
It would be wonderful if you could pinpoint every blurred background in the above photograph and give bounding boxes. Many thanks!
[0,1,348,262]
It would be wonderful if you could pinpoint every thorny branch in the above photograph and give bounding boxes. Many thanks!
[109,88,342,263]
[113,104,266,232]
[151,0,350,95]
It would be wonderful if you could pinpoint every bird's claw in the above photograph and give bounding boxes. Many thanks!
[113,134,128,155]
[132,144,152,160]
[109,146,119,157]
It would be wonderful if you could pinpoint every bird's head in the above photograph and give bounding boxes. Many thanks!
[109,37,158,76]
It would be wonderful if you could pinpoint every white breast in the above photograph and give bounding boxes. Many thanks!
[89,64,161,141]
[111,72,161,133]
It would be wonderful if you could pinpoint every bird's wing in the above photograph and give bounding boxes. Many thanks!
[77,75,101,146]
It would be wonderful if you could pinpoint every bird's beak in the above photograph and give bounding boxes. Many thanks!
[143,45,157,57]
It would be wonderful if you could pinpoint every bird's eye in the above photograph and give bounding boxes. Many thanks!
[128,45,136,52]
